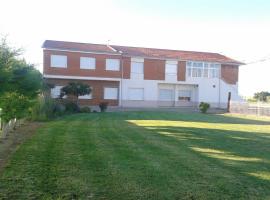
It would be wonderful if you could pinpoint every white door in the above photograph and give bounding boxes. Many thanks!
[158,89,174,107]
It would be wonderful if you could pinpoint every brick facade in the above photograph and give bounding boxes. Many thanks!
[45,79,119,106]
[178,61,186,81]
[221,64,239,84]
[144,58,165,80]
[44,50,123,78]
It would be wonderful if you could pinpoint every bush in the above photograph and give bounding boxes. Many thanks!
[64,101,80,113]
[0,92,32,122]
[31,95,63,121]
[99,102,108,112]
[80,106,91,113]
[199,102,210,113]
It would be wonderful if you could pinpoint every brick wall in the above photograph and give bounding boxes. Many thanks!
[45,78,119,106]
[144,58,165,80]
[221,64,239,84]
[178,61,186,81]
[44,50,123,78]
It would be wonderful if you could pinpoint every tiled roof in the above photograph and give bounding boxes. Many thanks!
[111,45,244,65]
[42,40,244,65]
[42,40,118,54]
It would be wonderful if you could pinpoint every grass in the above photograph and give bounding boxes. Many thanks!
[0,111,270,199]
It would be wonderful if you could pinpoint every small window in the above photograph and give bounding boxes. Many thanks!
[78,94,92,99]
[104,87,118,100]
[165,64,177,75]
[51,86,63,98]
[178,90,192,101]
[51,55,67,68]
[128,88,144,100]
[106,59,120,71]
[80,57,95,69]
[131,62,144,74]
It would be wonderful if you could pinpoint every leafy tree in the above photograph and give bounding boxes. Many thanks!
[254,91,270,102]
[0,38,42,98]
[60,82,91,107]
[0,92,31,122]
[0,37,42,124]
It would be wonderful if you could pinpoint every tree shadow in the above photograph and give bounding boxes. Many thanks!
[122,119,270,198]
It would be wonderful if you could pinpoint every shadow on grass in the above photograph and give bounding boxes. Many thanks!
[64,111,270,125]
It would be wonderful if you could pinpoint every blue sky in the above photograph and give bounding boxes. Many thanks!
[0,0,270,96]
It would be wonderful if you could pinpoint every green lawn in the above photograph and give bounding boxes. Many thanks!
[0,112,270,199]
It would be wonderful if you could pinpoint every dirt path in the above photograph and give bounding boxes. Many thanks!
[0,122,43,173]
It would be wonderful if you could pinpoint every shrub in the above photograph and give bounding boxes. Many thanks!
[80,106,91,113]
[199,102,210,113]
[64,101,80,113]
[99,102,108,112]
[30,95,62,121]
[0,92,32,122]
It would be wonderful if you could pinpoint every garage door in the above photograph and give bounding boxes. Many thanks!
[158,89,174,106]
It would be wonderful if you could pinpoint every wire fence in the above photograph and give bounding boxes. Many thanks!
[230,101,270,116]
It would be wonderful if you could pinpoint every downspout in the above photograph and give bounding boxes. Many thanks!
[218,66,221,108]
[120,51,124,108]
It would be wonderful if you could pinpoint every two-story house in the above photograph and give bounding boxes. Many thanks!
[42,40,244,108]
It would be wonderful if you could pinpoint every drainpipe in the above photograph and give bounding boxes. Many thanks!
[120,51,124,108]
[218,66,221,108]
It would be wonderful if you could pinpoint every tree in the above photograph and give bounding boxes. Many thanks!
[0,38,42,98]
[0,37,42,125]
[0,92,31,122]
[254,91,270,102]
[60,82,91,107]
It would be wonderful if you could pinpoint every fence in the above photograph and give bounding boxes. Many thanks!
[0,118,25,139]
[230,101,270,116]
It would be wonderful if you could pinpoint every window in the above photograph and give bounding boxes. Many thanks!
[178,90,192,101]
[78,87,93,99]
[131,61,144,79]
[106,59,120,71]
[51,55,67,68]
[186,61,220,78]
[128,88,144,100]
[159,89,174,101]
[51,86,63,98]
[78,94,92,99]
[165,63,177,75]
[80,57,95,69]
[104,87,118,100]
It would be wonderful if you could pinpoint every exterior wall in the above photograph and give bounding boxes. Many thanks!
[45,78,119,106]
[144,58,165,80]
[43,49,122,78]
[123,57,131,79]
[221,64,239,84]
[121,79,159,107]
[43,49,242,108]
[178,61,186,81]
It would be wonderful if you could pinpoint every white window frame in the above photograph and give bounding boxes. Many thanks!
[51,55,67,68]
[178,90,192,101]
[78,87,93,99]
[128,88,144,101]
[104,87,118,100]
[51,86,63,98]
[165,61,178,75]
[80,57,96,69]
[131,58,144,79]
[186,61,220,78]
[106,59,120,71]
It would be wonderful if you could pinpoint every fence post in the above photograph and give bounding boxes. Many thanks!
[227,92,231,112]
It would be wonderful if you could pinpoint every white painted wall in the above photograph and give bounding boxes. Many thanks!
[121,76,241,108]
